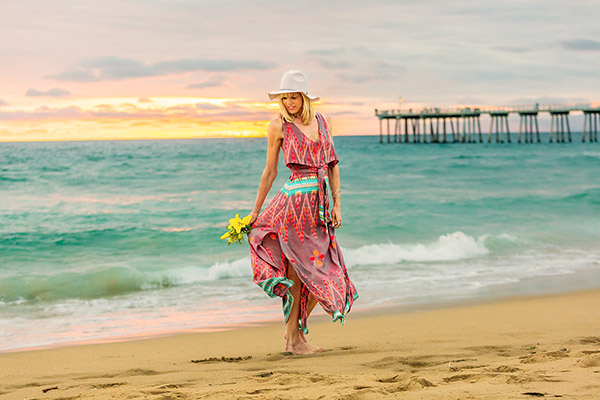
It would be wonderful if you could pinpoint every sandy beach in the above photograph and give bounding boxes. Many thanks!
[1,289,599,399]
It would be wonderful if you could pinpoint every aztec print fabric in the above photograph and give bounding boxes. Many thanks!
[248,112,358,334]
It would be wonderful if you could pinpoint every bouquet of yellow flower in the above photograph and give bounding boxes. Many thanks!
[220,213,253,245]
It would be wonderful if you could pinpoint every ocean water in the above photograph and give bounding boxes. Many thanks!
[1,135,599,352]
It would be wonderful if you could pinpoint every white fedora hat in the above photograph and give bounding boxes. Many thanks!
[268,70,319,101]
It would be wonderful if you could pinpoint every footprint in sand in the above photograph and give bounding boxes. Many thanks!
[157,383,194,389]
[98,368,164,378]
[386,377,436,393]
[465,345,513,357]
[577,353,600,368]
[376,373,436,390]
[489,365,520,373]
[580,336,600,345]
[364,354,455,370]
[443,373,477,383]
[519,349,570,364]
[448,362,489,372]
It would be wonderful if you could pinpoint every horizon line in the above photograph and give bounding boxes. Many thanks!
[0,133,373,144]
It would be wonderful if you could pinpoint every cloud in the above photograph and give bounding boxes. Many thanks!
[49,68,98,82]
[137,97,153,103]
[0,105,84,121]
[351,47,378,57]
[491,45,531,53]
[329,111,360,116]
[0,100,273,123]
[508,96,591,105]
[305,48,346,56]
[374,61,406,74]
[48,56,275,82]
[336,73,378,84]
[26,88,71,97]
[560,39,600,51]
[187,75,227,89]
[0,99,7,106]
[196,103,222,110]
[315,59,352,69]
[335,61,405,84]
[454,96,488,105]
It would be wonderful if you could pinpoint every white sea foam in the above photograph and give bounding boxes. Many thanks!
[582,151,600,157]
[3,241,600,352]
[207,257,252,280]
[143,257,252,287]
[140,232,493,288]
[162,232,504,285]
[344,231,489,267]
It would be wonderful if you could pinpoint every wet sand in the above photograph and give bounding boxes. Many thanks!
[1,289,599,399]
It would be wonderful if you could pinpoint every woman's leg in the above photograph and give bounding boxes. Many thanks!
[284,263,301,338]
[284,264,315,354]
[299,294,323,352]
[306,294,318,317]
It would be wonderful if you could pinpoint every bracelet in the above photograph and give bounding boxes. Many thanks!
[331,189,341,198]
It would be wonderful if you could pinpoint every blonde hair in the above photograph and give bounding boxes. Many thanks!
[277,92,315,126]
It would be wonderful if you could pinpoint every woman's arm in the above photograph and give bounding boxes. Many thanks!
[325,114,342,229]
[249,117,283,225]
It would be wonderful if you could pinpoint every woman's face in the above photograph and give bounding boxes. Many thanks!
[281,92,303,115]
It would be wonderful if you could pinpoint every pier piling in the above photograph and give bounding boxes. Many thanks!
[378,113,382,144]
[387,118,390,143]
[488,111,509,143]
[375,103,599,144]
[582,110,600,142]
[518,112,539,143]
[549,111,571,143]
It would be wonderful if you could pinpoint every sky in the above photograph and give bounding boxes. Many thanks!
[1,0,599,141]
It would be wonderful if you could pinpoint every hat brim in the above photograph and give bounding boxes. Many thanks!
[268,90,319,102]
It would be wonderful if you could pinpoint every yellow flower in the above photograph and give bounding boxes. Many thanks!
[229,213,252,233]
[220,212,253,245]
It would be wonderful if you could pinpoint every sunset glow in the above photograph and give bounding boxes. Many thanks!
[1,1,598,142]
[0,95,381,141]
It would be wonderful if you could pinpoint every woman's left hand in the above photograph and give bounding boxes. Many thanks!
[331,205,342,229]
[248,210,259,226]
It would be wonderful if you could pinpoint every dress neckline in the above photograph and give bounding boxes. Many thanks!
[291,114,321,143]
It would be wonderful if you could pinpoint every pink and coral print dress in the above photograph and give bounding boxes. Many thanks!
[248,112,358,334]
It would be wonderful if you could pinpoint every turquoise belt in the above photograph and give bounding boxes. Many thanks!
[284,165,330,226]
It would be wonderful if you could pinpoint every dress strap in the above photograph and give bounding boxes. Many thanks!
[316,112,329,137]
[315,112,322,127]
[280,114,291,141]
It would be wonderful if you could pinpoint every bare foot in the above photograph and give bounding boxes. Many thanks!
[298,332,323,352]
[284,332,323,354]
[285,335,316,355]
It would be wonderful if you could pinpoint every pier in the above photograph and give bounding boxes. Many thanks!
[375,104,600,144]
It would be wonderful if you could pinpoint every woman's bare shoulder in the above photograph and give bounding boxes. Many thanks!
[269,115,283,128]
[268,115,284,139]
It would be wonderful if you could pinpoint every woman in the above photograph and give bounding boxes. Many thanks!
[248,70,358,355]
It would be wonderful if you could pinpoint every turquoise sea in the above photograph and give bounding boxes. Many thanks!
[1,135,599,351]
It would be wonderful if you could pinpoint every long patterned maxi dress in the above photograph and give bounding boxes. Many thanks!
[248,112,358,334]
